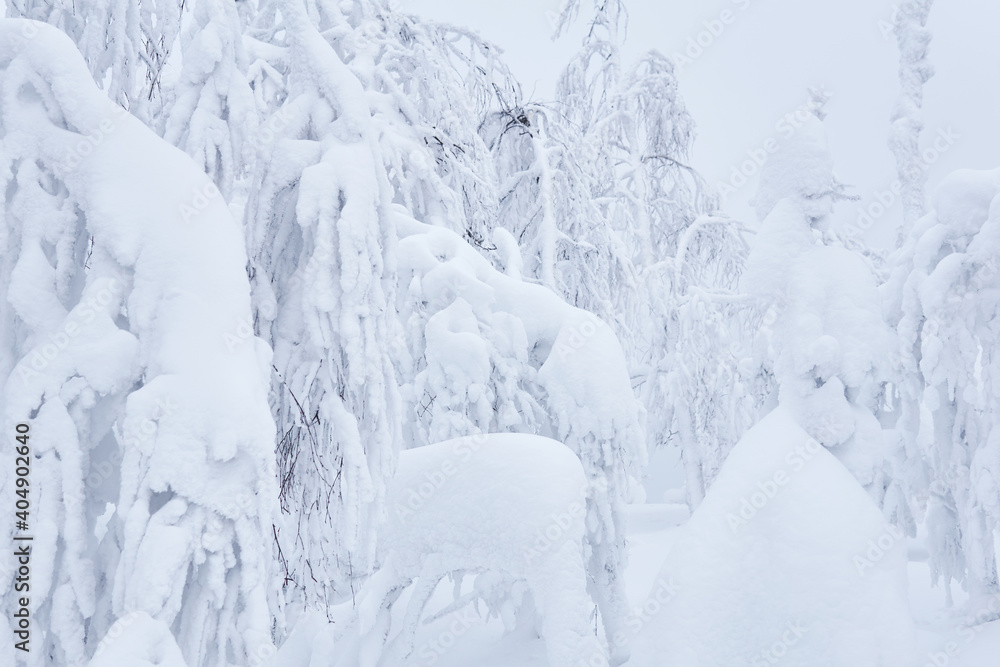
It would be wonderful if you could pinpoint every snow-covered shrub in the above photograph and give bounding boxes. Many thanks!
[394,212,646,663]
[334,434,607,667]
[0,20,278,667]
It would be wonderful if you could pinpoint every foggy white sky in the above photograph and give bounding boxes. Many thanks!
[402,0,1000,245]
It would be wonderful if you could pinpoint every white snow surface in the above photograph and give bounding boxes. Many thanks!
[628,406,916,667]
[86,612,188,667]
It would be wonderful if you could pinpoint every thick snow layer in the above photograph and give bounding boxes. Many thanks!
[86,612,188,667]
[381,434,605,667]
[383,434,589,580]
[628,406,916,667]
[280,433,608,667]
[746,198,891,395]
[930,168,1000,240]
[781,244,892,388]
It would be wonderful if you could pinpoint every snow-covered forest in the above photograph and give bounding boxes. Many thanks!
[0,0,997,665]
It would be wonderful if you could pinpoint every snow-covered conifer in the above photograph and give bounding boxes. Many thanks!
[745,105,894,495]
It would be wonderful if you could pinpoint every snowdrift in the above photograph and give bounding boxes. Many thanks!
[629,406,915,667]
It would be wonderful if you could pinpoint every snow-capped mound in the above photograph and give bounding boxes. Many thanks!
[629,406,916,667]
[383,434,588,578]
[87,613,188,667]
[316,433,607,667]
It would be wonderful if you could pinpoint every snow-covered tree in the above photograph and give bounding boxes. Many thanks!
[548,1,753,509]
[242,0,404,612]
[656,214,762,508]
[888,0,935,235]
[883,168,1000,607]
[745,103,895,496]
[360,4,514,246]
[240,0,530,614]
[393,213,646,664]
[163,0,259,200]
[4,0,184,123]
[485,99,636,323]
[0,20,278,667]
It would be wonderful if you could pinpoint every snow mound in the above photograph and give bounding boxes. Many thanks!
[384,434,589,578]
[629,406,916,667]
[87,612,188,667]
[301,433,607,667]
